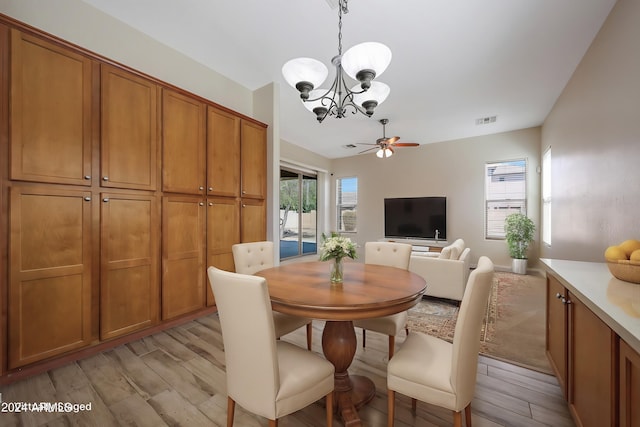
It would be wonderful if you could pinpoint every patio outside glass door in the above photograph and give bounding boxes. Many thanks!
[280,167,317,260]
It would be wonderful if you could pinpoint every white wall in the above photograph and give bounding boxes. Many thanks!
[541,0,640,262]
[0,0,253,116]
[330,127,541,270]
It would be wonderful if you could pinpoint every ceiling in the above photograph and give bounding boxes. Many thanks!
[80,0,616,159]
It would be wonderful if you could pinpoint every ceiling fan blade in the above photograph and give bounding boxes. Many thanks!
[356,142,379,146]
[393,142,420,147]
[358,146,378,154]
[387,136,400,144]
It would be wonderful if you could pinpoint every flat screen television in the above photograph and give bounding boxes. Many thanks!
[384,196,447,240]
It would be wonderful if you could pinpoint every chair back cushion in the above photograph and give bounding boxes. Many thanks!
[207,266,279,418]
[450,256,494,406]
[232,241,274,275]
[364,241,412,270]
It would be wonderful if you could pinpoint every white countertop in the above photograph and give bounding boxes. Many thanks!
[540,258,640,355]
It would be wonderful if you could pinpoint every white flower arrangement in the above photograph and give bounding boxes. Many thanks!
[319,232,358,262]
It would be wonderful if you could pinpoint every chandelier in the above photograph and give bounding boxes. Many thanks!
[281,0,391,122]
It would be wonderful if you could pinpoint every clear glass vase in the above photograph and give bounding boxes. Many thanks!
[330,258,344,284]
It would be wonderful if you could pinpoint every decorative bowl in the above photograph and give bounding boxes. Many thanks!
[607,260,640,284]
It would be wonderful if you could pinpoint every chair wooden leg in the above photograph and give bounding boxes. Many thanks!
[411,398,417,413]
[362,329,367,348]
[453,410,463,427]
[306,322,313,350]
[388,335,395,359]
[269,419,278,427]
[465,404,472,427]
[326,391,334,427]
[226,397,235,427]
[387,389,395,427]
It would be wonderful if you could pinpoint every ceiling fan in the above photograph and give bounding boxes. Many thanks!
[358,119,419,158]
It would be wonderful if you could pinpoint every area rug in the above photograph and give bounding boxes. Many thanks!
[407,271,552,374]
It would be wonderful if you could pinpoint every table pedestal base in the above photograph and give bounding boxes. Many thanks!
[322,321,376,427]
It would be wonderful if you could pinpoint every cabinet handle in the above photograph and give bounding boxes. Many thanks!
[103,198,109,202]
[199,186,204,191]
[561,297,572,305]
[242,190,246,194]
[199,202,204,206]
[84,196,91,201]
[102,176,109,181]
[208,187,213,191]
[208,202,213,206]
[84,175,91,180]
[555,293,562,299]
[242,204,246,208]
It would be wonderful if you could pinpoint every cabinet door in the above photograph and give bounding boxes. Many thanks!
[546,275,568,396]
[241,198,266,243]
[101,64,158,190]
[207,106,240,197]
[162,89,206,194]
[9,186,92,368]
[620,339,640,427]
[568,293,616,427]
[10,29,93,186]
[101,192,159,339]
[240,120,266,199]
[206,197,240,306]
[162,196,206,320]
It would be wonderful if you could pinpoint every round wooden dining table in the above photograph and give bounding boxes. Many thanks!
[255,260,426,427]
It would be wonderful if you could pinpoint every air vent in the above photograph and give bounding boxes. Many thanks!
[343,144,357,149]
[476,116,497,125]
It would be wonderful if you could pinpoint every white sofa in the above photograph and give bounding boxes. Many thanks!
[408,238,471,301]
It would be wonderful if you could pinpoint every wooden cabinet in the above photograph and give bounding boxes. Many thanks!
[241,198,266,243]
[8,186,92,368]
[207,106,240,197]
[9,29,94,186]
[619,338,640,427]
[100,192,159,340]
[101,64,158,191]
[546,275,568,396]
[161,196,206,320]
[568,293,616,427]
[205,197,240,305]
[1,16,267,379]
[162,89,206,194]
[546,274,618,427]
[240,120,267,199]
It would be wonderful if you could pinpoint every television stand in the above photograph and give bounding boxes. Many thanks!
[383,238,447,254]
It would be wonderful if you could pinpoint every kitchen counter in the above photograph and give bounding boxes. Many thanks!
[540,258,640,354]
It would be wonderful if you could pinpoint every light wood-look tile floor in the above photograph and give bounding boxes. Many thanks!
[0,315,575,426]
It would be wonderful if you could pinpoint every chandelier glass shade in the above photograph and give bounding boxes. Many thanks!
[281,0,391,122]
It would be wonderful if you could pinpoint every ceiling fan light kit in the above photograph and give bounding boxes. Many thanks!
[281,0,391,122]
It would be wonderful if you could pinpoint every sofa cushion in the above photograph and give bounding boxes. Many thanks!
[439,246,452,259]
[450,239,465,260]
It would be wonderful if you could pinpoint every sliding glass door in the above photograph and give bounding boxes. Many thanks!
[280,167,317,260]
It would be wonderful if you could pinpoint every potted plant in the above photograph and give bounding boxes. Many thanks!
[504,213,535,274]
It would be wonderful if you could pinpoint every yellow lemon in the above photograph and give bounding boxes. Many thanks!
[619,239,640,257]
[605,245,627,262]
[630,249,640,263]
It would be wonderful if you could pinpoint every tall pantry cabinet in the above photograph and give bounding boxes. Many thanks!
[0,17,267,378]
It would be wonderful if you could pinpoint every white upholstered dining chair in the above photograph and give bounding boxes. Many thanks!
[207,266,334,427]
[353,241,413,359]
[386,256,495,427]
[232,241,313,350]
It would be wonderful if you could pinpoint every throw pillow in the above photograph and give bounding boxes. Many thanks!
[439,246,451,259]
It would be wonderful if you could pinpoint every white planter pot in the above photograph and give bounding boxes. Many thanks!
[512,258,528,275]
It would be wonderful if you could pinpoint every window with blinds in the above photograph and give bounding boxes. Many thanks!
[337,177,357,232]
[542,148,551,245]
[485,159,527,239]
